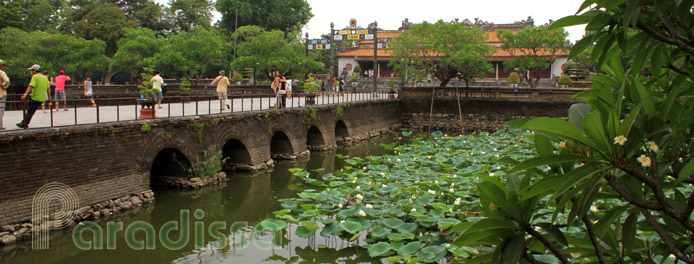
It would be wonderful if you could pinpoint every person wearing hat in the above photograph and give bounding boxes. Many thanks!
[0,60,9,130]
[54,69,70,111]
[210,70,230,111]
[17,64,49,129]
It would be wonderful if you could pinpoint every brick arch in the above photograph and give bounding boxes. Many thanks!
[268,119,306,156]
[335,119,351,138]
[139,130,199,176]
[306,125,326,147]
[212,126,261,165]
[270,130,294,157]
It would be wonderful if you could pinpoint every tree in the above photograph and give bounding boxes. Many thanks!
[390,20,493,87]
[230,26,323,80]
[456,0,694,263]
[498,25,569,88]
[216,0,312,34]
[0,27,109,84]
[74,4,138,56]
[168,0,213,32]
[152,26,224,84]
[110,28,163,84]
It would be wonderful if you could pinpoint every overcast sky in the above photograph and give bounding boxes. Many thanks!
[157,0,587,42]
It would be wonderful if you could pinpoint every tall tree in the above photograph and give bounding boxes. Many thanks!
[216,0,312,34]
[231,26,323,79]
[109,28,163,83]
[498,25,569,88]
[152,26,224,83]
[74,4,137,57]
[0,27,109,84]
[168,0,213,32]
[390,20,493,87]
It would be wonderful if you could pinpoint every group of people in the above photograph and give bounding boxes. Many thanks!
[320,78,345,95]
[0,61,97,129]
[270,71,294,108]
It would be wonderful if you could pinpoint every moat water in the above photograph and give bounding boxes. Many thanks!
[2,135,401,264]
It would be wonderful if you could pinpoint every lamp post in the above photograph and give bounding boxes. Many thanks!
[305,32,309,57]
[372,21,378,93]
[330,22,335,80]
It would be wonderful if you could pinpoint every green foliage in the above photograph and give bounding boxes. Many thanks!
[353,65,362,76]
[460,1,694,263]
[349,75,359,82]
[390,20,493,87]
[186,121,206,142]
[299,107,317,126]
[506,72,520,85]
[138,65,156,99]
[216,0,312,34]
[264,129,536,262]
[74,4,139,57]
[179,76,191,91]
[187,148,228,178]
[168,0,214,32]
[0,27,109,83]
[231,72,244,83]
[231,26,323,79]
[109,28,163,78]
[498,25,569,88]
[140,123,151,133]
[153,26,225,82]
[301,76,320,94]
[334,104,347,118]
[558,74,572,86]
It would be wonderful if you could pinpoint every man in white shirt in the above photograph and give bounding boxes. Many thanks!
[150,71,164,108]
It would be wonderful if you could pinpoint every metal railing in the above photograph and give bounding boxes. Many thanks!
[402,86,588,102]
[1,91,396,132]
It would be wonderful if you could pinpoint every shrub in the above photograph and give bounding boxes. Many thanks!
[231,72,244,83]
[558,74,572,86]
[507,72,520,84]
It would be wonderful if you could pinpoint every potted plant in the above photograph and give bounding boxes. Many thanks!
[558,74,572,88]
[507,72,520,89]
[231,72,244,85]
[138,67,157,119]
[353,65,362,78]
[349,74,360,87]
[302,76,320,106]
[387,81,397,99]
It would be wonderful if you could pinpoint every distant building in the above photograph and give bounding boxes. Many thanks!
[336,17,569,82]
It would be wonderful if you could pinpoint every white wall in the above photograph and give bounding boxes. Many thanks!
[338,57,358,79]
[551,56,569,78]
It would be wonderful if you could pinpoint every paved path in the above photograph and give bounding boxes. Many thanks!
[1,92,391,132]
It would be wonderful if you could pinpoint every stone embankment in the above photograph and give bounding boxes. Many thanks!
[0,190,154,246]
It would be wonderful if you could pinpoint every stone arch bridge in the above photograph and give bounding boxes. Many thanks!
[0,101,402,226]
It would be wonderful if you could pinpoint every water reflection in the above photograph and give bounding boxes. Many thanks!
[2,135,400,264]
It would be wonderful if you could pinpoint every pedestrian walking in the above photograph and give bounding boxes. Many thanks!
[41,72,53,113]
[54,70,70,111]
[17,64,49,129]
[0,60,9,130]
[271,71,280,108]
[211,70,230,111]
[276,74,287,108]
[150,71,164,108]
[83,76,96,107]
[286,76,293,99]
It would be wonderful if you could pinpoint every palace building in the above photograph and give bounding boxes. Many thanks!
[335,17,569,82]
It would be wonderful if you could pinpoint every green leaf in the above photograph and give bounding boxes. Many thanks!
[622,212,637,254]
[521,117,593,147]
[320,222,338,236]
[677,158,694,183]
[260,219,285,232]
[549,15,592,29]
[368,242,393,257]
[536,223,568,246]
[501,233,524,264]
[594,206,629,237]
[616,104,641,137]
[339,221,363,234]
[295,225,317,238]
[382,218,405,229]
[396,223,417,233]
[551,165,608,200]
[582,111,612,154]
[397,241,424,257]
[508,155,594,174]
[534,134,554,156]
[568,103,591,131]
